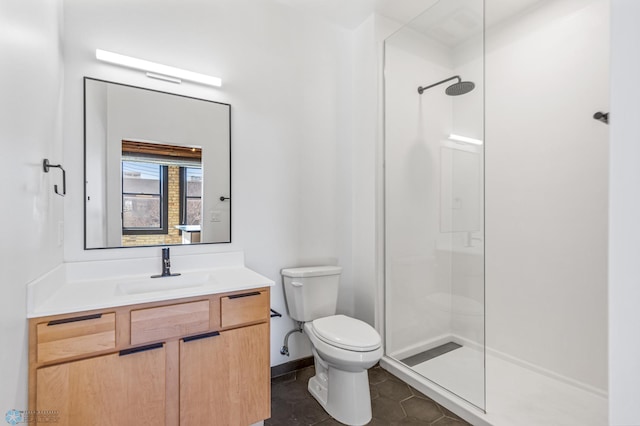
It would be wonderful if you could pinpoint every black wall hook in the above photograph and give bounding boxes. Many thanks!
[43,159,66,196]
[593,111,609,125]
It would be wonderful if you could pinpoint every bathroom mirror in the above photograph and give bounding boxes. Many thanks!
[84,77,231,249]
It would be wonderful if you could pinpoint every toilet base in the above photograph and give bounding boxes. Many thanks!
[307,350,373,426]
[308,374,328,406]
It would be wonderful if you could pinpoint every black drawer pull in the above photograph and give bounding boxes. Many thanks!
[183,331,220,343]
[47,313,102,326]
[228,291,261,299]
[119,343,164,356]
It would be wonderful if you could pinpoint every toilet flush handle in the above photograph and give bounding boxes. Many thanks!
[291,281,303,287]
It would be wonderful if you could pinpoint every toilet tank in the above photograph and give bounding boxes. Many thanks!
[281,266,342,322]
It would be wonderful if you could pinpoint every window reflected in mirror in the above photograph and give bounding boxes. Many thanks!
[120,141,202,246]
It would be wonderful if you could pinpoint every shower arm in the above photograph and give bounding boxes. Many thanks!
[418,76,461,94]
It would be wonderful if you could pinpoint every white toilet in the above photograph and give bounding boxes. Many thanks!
[281,266,383,426]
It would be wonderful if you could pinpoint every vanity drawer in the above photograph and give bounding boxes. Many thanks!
[37,313,116,363]
[130,300,210,345]
[221,290,269,328]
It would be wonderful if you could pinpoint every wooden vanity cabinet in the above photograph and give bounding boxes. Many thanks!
[37,343,166,425]
[29,288,271,426]
[180,323,270,425]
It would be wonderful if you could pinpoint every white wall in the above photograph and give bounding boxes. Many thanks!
[609,0,640,423]
[0,0,64,410]
[485,0,609,392]
[351,13,404,331]
[351,15,377,328]
[62,0,354,366]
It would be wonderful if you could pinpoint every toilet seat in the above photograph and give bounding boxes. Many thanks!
[311,315,381,352]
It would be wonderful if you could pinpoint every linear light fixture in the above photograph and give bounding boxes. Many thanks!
[95,49,222,87]
[448,134,483,145]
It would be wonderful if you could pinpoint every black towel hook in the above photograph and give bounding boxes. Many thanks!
[593,111,609,125]
[43,159,66,197]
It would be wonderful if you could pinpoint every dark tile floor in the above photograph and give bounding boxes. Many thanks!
[266,365,471,426]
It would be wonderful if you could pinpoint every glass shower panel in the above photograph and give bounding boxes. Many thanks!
[384,0,485,410]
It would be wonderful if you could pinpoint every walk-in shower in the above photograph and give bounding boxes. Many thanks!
[381,0,610,424]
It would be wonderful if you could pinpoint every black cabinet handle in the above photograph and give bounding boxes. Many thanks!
[183,331,220,343]
[228,291,261,300]
[47,313,102,326]
[119,343,164,356]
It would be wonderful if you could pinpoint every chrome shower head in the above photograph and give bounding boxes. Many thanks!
[418,76,475,96]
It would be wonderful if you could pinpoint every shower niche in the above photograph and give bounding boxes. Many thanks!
[383,0,485,410]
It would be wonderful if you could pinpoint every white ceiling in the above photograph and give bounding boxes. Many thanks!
[274,0,545,35]
[274,0,438,30]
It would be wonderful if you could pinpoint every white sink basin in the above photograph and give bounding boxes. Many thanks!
[116,272,211,295]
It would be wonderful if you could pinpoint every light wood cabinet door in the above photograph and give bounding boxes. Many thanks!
[180,323,270,426]
[227,322,270,423]
[36,344,166,426]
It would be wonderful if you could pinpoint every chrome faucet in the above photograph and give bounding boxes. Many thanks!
[151,247,181,278]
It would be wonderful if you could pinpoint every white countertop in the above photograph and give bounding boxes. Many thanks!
[174,225,201,232]
[27,251,275,318]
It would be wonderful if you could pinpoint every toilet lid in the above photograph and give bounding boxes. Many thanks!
[311,315,381,352]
